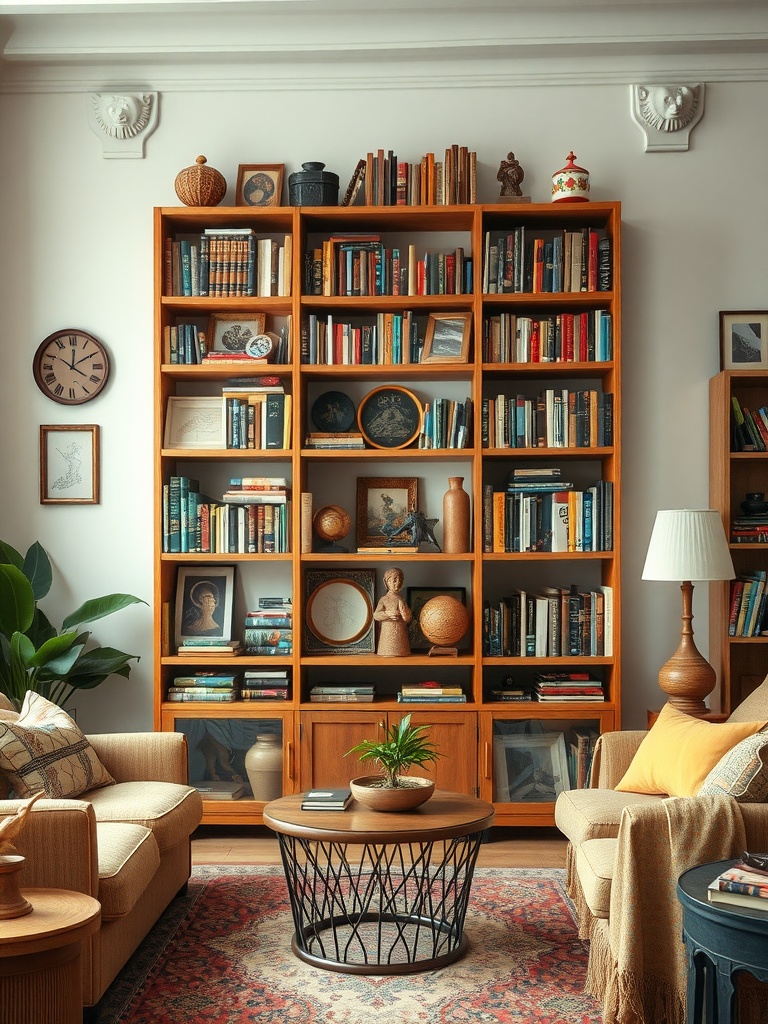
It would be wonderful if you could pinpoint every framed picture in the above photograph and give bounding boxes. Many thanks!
[422,313,472,363]
[304,568,375,654]
[206,312,267,353]
[407,586,468,652]
[174,566,236,646]
[357,385,421,449]
[39,424,99,505]
[236,164,285,207]
[356,477,418,548]
[164,396,226,450]
[493,731,571,803]
[720,311,768,370]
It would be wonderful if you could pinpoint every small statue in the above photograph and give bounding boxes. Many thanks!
[374,567,412,657]
[497,152,525,198]
[385,509,441,551]
[0,792,44,856]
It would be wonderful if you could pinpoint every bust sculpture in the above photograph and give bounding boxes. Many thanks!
[497,152,525,197]
[87,91,159,159]
[630,83,705,153]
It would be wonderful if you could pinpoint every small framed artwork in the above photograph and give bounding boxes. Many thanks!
[407,586,468,652]
[174,566,236,647]
[492,731,571,803]
[40,424,100,505]
[304,569,375,654]
[357,385,422,449]
[206,312,267,353]
[236,164,285,207]
[720,311,768,370]
[164,396,226,450]
[356,476,418,548]
[422,313,472,364]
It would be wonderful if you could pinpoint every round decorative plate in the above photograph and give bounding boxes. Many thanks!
[306,579,373,647]
[311,391,356,432]
[357,385,421,449]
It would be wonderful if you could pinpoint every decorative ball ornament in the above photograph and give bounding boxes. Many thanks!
[313,505,351,550]
[551,151,590,203]
[419,595,470,650]
[174,155,227,207]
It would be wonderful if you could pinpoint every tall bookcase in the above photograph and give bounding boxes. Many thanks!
[154,200,621,827]
[709,370,768,713]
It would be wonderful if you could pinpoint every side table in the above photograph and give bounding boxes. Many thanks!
[0,887,100,1024]
[677,859,768,1024]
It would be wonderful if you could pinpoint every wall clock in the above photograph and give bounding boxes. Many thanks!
[33,329,110,405]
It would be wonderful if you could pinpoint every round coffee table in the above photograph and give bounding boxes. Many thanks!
[264,789,495,974]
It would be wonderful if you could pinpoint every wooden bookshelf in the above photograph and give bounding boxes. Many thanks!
[154,201,622,827]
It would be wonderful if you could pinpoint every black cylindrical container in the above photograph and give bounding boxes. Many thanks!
[288,162,339,206]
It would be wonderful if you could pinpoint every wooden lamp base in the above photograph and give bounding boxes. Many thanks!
[0,856,33,919]
[658,581,716,717]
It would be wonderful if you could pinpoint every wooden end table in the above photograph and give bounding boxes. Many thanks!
[264,789,494,974]
[0,888,100,1024]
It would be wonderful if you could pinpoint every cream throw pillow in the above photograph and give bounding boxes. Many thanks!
[698,730,768,801]
[615,702,767,797]
[0,690,114,798]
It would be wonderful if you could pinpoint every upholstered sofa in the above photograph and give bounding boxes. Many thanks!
[0,693,203,1014]
[555,679,768,1024]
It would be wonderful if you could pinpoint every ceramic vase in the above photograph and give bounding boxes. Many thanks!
[442,477,470,553]
[244,734,283,802]
[551,151,590,203]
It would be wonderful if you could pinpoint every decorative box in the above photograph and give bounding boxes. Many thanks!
[288,162,339,206]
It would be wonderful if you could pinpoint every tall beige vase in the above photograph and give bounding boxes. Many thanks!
[244,734,283,802]
[442,477,470,553]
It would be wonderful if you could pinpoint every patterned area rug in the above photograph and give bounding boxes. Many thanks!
[95,866,601,1024]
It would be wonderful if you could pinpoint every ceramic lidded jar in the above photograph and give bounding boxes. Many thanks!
[288,162,339,206]
[551,151,590,203]
[174,155,227,207]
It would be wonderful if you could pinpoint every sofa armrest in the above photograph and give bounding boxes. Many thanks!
[86,732,189,785]
[591,730,647,788]
[1,799,99,897]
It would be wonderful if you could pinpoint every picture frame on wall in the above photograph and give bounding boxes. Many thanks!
[236,164,285,207]
[422,312,472,364]
[719,311,768,370]
[407,586,468,652]
[304,568,375,654]
[164,396,226,449]
[356,476,418,548]
[39,424,100,505]
[174,565,236,647]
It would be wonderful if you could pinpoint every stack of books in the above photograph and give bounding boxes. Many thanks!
[487,679,532,702]
[178,638,243,657]
[397,682,466,703]
[243,598,293,655]
[708,861,768,910]
[534,672,604,702]
[241,669,290,701]
[301,787,352,811]
[304,432,365,449]
[194,781,247,800]
[310,685,375,703]
[167,673,241,702]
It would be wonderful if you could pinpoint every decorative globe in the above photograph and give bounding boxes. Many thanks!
[313,505,350,544]
[419,595,470,648]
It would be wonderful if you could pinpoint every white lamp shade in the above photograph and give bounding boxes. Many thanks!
[642,509,735,582]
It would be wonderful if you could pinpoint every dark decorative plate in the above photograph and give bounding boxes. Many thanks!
[357,385,421,449]
[311,391,356,432]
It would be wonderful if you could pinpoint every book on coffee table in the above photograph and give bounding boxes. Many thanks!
[301,787,352,811]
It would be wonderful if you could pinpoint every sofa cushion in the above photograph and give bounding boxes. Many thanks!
[728,675,768,723]
[96,821,160,920]
[86,781,202,852]
[576,837,617,919]
[555,786,662,844]
[615,702,767,797]
[698,731,768,802]
[0,691,114,798]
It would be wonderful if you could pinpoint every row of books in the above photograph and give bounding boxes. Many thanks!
[481,389,613,450]
[728,571,768,637]
[482,228,612,294]
[566,725,600,788]
[484,480,614,554]
[223,391,291,450]
[418,397,473,450]
[730,516,768,544]
[164,229,292,297]
[309,685,374,703]
[164,322,291,366]
[730,396,768,453]
[166,669,291,702]
[482,311,613,365]
[341,146,478,208]
[302,311,422,366]
[483,585,614,659]
[708,860,768,910]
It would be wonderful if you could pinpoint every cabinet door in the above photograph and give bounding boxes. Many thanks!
[405,711,477,796]
[300,711,382,790]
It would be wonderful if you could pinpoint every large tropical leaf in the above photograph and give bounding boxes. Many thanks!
[62,594,146,629]
[0,564,35,636]
[22,542,52,602]
[0,541,23,571]
[66,646,139,681]
[27,632,81,670]
[26,607,57,649]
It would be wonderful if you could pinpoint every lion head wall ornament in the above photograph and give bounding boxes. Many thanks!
[87,91,159,158]
[630,83,705,153]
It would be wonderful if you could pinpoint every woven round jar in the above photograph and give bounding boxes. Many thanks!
[174,155,227,207]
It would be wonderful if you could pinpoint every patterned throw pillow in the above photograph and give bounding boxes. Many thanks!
[0,690,114,798]
[698,730,768,802]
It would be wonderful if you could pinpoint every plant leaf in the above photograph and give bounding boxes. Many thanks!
[62,594,147,630]
[22,542,52,602]
[0,564,35,636]
[0,541,23,571]
[27,632,80,670]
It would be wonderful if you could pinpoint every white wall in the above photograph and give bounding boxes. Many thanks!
[0,30,766,733]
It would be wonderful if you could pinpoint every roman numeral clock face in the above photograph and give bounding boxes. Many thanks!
[33,329,110,405]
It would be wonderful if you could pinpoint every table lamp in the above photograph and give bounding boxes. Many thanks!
[642,509,735,715]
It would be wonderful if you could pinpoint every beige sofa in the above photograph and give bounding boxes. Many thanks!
[1,728,203,1013]
[555,679,768,1024]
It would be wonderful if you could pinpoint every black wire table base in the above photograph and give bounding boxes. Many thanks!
[276,831,485,974]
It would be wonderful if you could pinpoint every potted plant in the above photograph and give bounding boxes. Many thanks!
[0,539,146,710]
[344,713,443,811]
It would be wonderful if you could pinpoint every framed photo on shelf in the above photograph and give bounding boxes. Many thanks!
[407,586,468,652]
[356,476,418,548]
[39,424,99,505]
[304,568,375,654]
[174,566,236,647]
[357,385,422,449]
[206,312,267,353]
[719,311,768,370]
[236,164,285,207]
[492,731,571,803]
[422,313,472,364]
[164,396,226,450]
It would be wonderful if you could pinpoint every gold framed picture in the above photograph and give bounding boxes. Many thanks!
[356,476,418,548]
[236,164,285,207]
[40,424,100,505]
[422,312,472,364]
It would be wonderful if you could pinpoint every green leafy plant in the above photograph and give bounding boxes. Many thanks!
[344,714,443,789]
[0,539,146,710]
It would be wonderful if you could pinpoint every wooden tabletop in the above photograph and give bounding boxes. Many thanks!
[0,889,101,958]
[263,790,495,844]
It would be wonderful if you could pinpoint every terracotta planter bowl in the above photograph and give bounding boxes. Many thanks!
[350,775,435,812]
